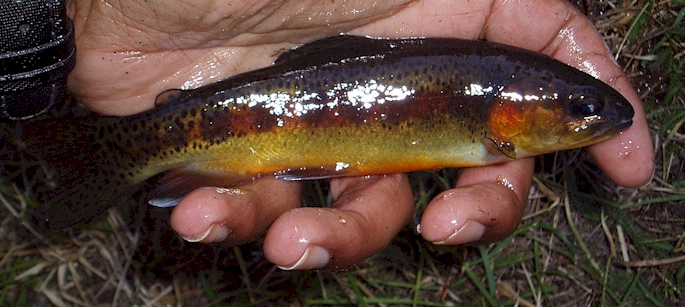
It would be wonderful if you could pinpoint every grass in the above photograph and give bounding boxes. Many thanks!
[1,0,684,305]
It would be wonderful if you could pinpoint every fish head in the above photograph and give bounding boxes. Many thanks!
[487,70,634,158]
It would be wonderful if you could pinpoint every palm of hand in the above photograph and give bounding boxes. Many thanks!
[66,0,653,269]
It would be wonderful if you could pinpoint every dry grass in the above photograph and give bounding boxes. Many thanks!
[1,0,684,306]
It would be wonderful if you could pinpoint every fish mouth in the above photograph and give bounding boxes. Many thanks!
[602,93,634,134]
[592,117,632,139]
[614,95,635,130]
[572,109,633,144]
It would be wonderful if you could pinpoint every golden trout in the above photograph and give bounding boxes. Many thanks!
[2,36,633,229]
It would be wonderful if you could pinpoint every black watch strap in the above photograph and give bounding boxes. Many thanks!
[0,0,76,121]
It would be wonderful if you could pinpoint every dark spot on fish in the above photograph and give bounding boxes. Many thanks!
[174,117,184,130]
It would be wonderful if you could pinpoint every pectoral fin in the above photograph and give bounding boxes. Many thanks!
[148,198,183,208]
[483,137,517,160]
[272,166,344,181]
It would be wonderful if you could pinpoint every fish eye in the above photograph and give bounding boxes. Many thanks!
[569,86,603,117]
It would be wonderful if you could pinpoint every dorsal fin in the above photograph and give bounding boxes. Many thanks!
[274,35,383,66]
[154,89,184,106]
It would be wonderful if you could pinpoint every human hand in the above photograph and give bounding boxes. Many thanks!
[67,0,654,269]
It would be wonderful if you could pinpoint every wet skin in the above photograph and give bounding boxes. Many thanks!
[65,0,654,269]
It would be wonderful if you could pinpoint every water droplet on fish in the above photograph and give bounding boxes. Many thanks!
[335,162,349,171]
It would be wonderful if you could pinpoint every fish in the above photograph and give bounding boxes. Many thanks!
[1,35,634,229]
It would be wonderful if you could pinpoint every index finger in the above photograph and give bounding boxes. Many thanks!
[482,0,655,187]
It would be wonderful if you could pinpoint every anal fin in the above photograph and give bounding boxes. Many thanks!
[152,168,247,203]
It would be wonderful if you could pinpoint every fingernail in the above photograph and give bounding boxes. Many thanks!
[432,220,486,245]
[182,224,230,243]
[278,246,330,270]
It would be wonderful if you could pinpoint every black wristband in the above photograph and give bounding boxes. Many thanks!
[0,0,76,121]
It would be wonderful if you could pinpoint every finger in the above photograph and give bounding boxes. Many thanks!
[169,178,301,245]
[263,174,414,270]
[585,79,654,187]
[483,0,655,187]
[420,158,534,244]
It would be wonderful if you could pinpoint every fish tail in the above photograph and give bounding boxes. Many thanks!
[1,104,143,229]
